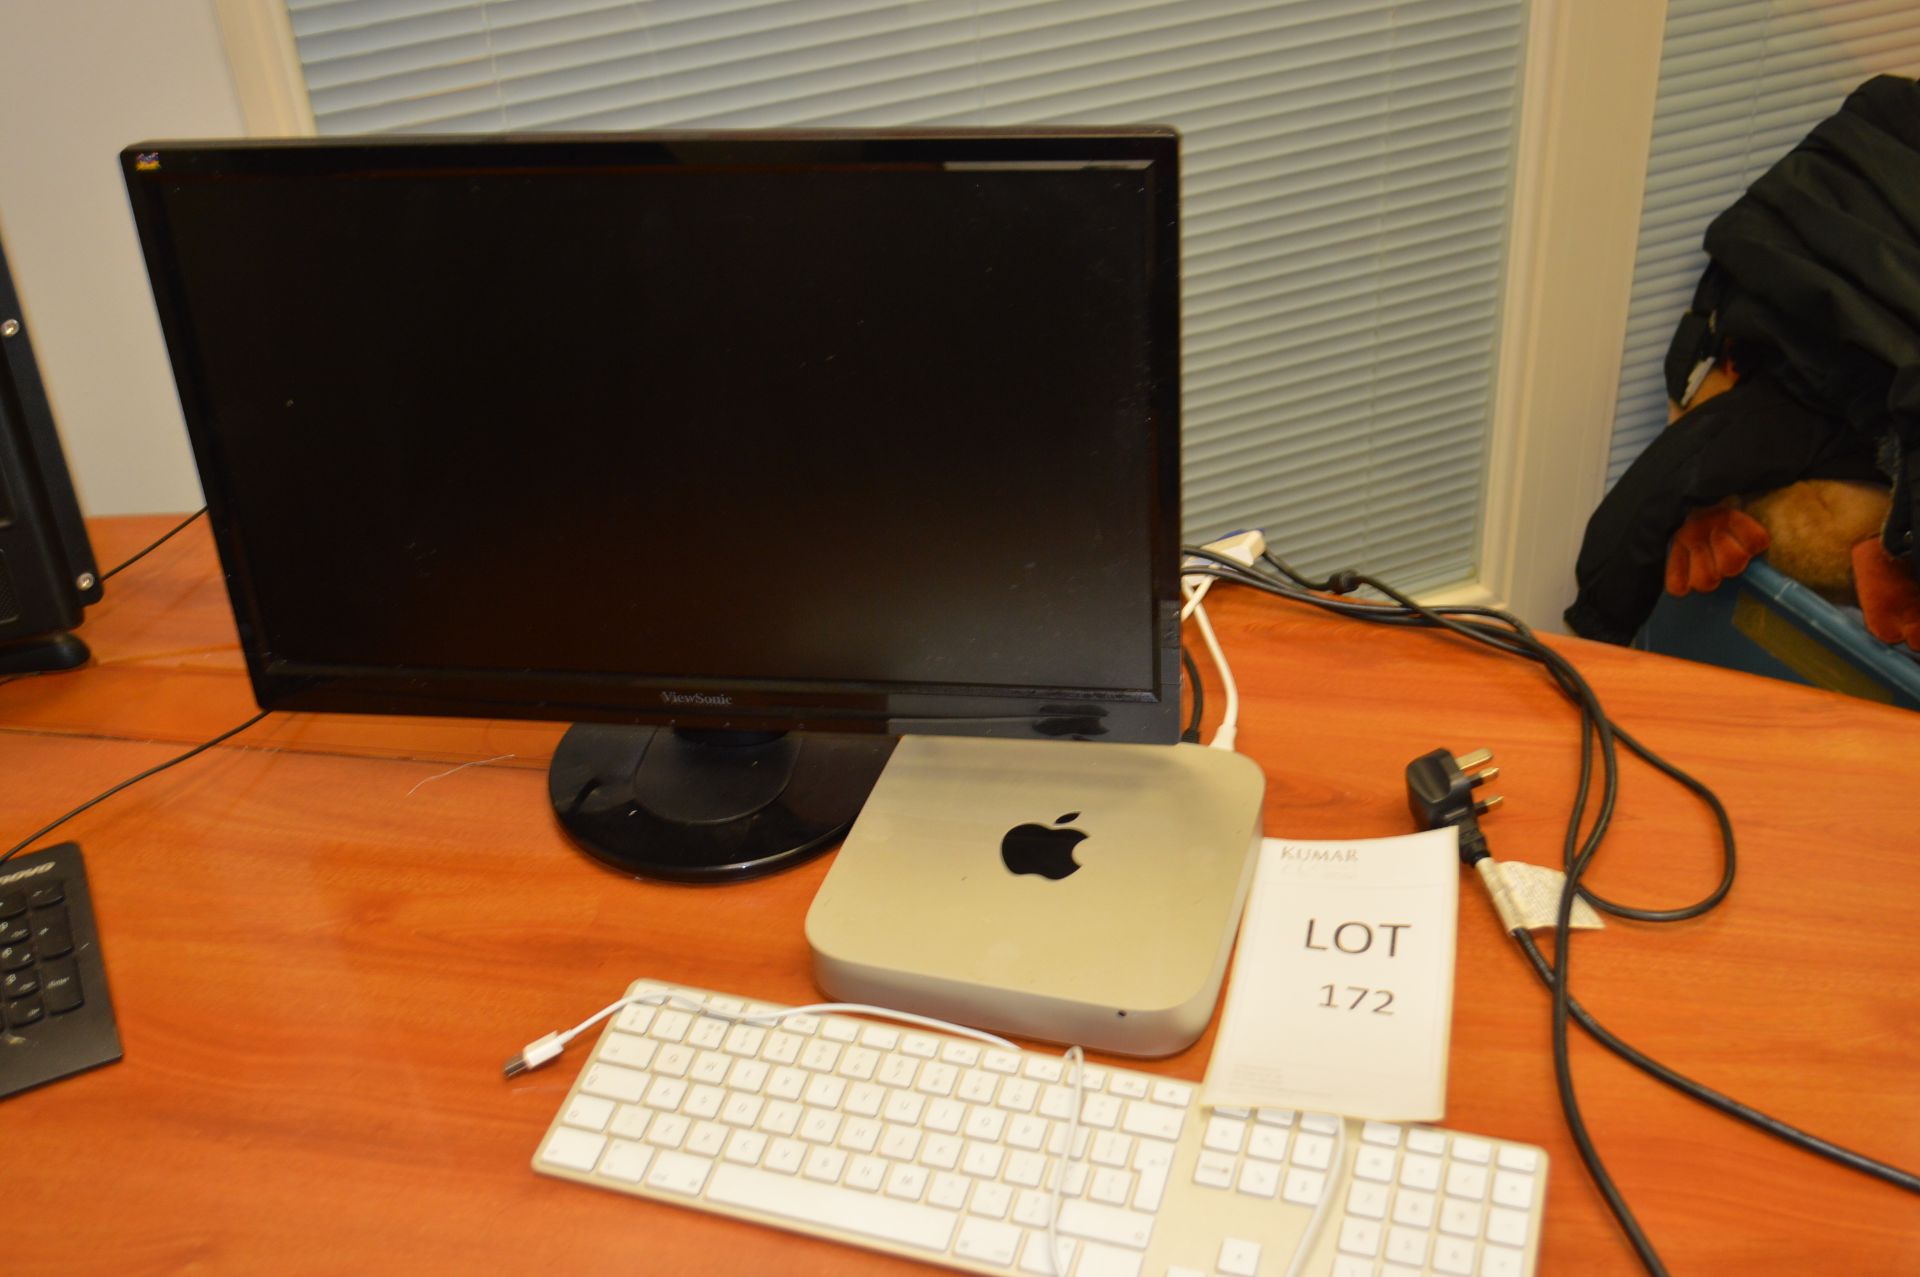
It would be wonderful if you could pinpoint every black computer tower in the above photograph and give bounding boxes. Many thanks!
[0,231,99,674]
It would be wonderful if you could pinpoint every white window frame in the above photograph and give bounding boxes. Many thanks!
[212,0,1671,631]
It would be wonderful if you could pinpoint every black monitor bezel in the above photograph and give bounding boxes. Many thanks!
[121,129,1183,742]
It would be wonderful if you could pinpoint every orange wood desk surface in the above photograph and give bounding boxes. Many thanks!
[5,515,1917,1276]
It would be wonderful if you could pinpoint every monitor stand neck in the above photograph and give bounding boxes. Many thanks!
[547,723,895,882]
[0,632,89,676]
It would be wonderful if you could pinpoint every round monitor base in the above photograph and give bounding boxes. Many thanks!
[548,723,896,882]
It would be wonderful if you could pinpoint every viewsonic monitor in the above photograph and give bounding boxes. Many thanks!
[0,230,100,674]
[120,130,1182,881]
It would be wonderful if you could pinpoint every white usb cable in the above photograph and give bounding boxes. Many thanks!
[1181,529,1265,752]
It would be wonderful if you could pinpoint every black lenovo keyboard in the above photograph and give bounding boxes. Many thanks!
[0,842,122,1099]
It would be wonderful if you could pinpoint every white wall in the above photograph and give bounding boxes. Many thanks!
[0,0,245,516]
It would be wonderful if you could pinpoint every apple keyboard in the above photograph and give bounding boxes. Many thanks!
[530,978,1548,1276]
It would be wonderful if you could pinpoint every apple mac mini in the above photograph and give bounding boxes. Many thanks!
[805,736,1266,1056]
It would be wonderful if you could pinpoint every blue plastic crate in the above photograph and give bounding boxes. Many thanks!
[1636,556,1920,711]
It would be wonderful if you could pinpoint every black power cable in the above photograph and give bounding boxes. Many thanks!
[1179,543,1920,1273]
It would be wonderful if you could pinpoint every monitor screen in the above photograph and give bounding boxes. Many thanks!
[123,131,1183,878]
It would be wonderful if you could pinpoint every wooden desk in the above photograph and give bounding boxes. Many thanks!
[7,516,1918,1275]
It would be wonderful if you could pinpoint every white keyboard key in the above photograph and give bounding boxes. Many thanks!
[962,1141,1006,1180]
[845,1081,885,1118]
[1301,1113,1341,1136]
[884,1089,926,1124]
[687,1017,727,1050]
[1346,1179,1390,1220]
[885,1163,929,1201]
[1447,1162,1490,1200]
[562,1095,615,1131]
[902,1033,941,1059]
[643,1076,687,1111]
[1339,1217,1382,1256]
[759,1100,801,1136]
[845,1154,887,1193]
[1023,1056,1062,1082]
[644,1149,712,1196]
[970,1181,1013,1219]
[1150,1080,1193,1107]
[707,1162,958,1253]
[1492,1170,1537,1209]
[1121,1101,1184,1142]
[1282,1167,1327,1206]
[1057,1198,1155,1250]
[1203,1115,1247,1153]
[958,1068,1000,1104]
[1081,1094,1123,1130]
[1254,1108,1295,1127]
[1497,1145,1540,1172]
[1386,1224,1431,1266]
[820,1017,859,1043]
[799,1039,841,1072]
[1393,1188,1437,1228]
[1354,1145,1397,1182]
[839,1116,881,1153]
[1407,1128,1447,1156]
[941,1041,981,1067]
[1218,1237,1262,1277]
[1333,1258,1375,1277]
[1247,1126,1290,1162]
[645,1113,689,1149]
[799,1108,842,1144]
[955,1217,1020,1266]
[582,1063,649,1104]
[1193,1151,1235,1188]
[1486,1205,1531,1247]
[918,1062,960,1097]
[764,1137,805,1175]
[836,1046,879,1081]
[599,1032,658,1069]
[1019,1235,1076,1276]
[1090,1167,1133,1205]
[1292,1133,1335,1170]
[1453,1136,1493,1164]
[685,1084,724,1120]
[1134,1162,1170,1212]
[1076,1241,1143,1277]
[982,1049,1021,1075]
[649,1009,691,1042]
[803,1146,847,1183]
[1236,1160,1280,1199]
[1361,1121,1403,1146]
[928,1171,971,1209]
[1435,1236,1478,1274]
[609,1104,650,1140]
[723,1129,766,1165]
[1400,1152,1443,1191]
[722,1024,766,1057]
[691,1051,731,1086]
[922,1133,963,1170]
[965,1107,1009,1143]
[762,1031,802,1065]
[538,1127,606,1172]
[927,1099,966,1134]
[613,1004,655,1035]
[1107,1073,1148,1100]
[598,1139,652,1184]
[997,1078,1040,1114]
[1441,1196,1484,1237]
[1481,1243,1526,1277]
[859,1024,900,1050]
[686,1121,728,1158]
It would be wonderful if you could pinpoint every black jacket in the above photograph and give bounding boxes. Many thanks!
[1567,74,1920,643]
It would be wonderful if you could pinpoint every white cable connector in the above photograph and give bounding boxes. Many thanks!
[1181,529,1264,751]
[1181,528,1267,619]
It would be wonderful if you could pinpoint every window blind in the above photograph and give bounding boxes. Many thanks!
[1607,0,1920,487]
[284,0,1526,590]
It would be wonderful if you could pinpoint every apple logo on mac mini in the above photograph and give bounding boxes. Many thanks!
[1000,813,1089,880]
